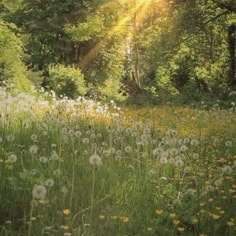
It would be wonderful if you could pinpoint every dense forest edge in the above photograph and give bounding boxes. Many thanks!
[0,0,235,105]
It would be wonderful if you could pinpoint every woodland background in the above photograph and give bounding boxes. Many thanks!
[0,0,235,105]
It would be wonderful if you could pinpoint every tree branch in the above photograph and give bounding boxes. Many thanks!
[211,0,236,13]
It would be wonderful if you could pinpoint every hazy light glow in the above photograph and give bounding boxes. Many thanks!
[79,0,156,67]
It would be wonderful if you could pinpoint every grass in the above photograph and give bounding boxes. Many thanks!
[0,91,235,235]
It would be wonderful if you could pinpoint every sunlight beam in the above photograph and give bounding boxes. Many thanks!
[79,0,150,68]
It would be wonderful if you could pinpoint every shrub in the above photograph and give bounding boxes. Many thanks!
[99,78,127,102]
[0,21,31,91]
[46,64,87,98]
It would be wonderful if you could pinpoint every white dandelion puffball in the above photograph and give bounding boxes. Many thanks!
[44,179,54,187]
[32,185,47,199]
[225,141,232,147]
[8,154,17,163]
[30,134,37,142]
[7,134,15,142]
[29,144,38,154]
[89,153,102,167]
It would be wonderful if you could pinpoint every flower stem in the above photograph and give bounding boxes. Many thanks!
[28,199,34,236]
[90,165,96,226]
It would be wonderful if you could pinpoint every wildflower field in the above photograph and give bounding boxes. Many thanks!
[0,90,236,236]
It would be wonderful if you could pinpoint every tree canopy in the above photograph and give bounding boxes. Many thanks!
[0,0,235,103]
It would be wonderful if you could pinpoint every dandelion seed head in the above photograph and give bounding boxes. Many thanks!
[89,153,102,166]
[32,185,47,199]
[169,148,178,156]
[125,146,132,153]
[191,139,199,146]
[7,134,15,142]
[8,154,17,163]
[153,147,163,156]
[31,134,37,142]
[51,151,59,160]
[180,145,188,152]
[175,159,184,167]
[29,144,38,154]
[54,169,61,176]
[82,138,89,144]
[44,178,54,187]
[39,156,48,163]
[225,141,232,147]
[61,186,68,194]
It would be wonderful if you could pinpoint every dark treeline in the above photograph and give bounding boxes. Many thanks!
[0,0,235,104]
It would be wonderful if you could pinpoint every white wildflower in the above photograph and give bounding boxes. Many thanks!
[31,134,37,142]
[7,134,15,142]
[29,144,38,154]
[175,159,184,167]
[39,156,48,163]
[51,151,59,160]
[153,147,163,156]
[192,153,200,160]
[169,148,178,156]
[44,179,54,187]
[191,139,199,146]
[82,138,89,144]
[89,153,102,166]
[180,145,188,152]
[8,154,17,163]
[125,146,132,153]
[225,141,232,147]
[32,185,47,199]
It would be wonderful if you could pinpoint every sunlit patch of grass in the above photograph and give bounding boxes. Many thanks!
[0,90,236,235]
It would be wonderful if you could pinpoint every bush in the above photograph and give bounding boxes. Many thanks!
[0,21,31,91]
[46,64,87,98]
[99,78,127,102]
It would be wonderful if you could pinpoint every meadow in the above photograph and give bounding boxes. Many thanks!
[0,89,235,236]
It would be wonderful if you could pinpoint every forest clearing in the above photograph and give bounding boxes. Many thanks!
[0,0,236,235]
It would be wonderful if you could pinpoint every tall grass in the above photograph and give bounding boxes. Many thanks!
[0,89,235,235]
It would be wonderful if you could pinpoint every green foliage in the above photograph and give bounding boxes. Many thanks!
[99,78,127,102]
[47,64,87,98]
[0,21,30,91]
[64,15,104,42]
[0,0,235,103]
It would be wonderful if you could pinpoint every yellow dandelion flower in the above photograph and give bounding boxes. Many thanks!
[147,227,152,231]
[119,216,129,223]
[99,215,105,220]
[63,209,71,216]
[191,217,199,224]
[172,219,180,225]
[177,227,185,232]
[155,209,163,215]
[227,221,235,226]
[62,225,69,230]
[110,215,118,220]
[211,214,220,220]
[169,213,176,218]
